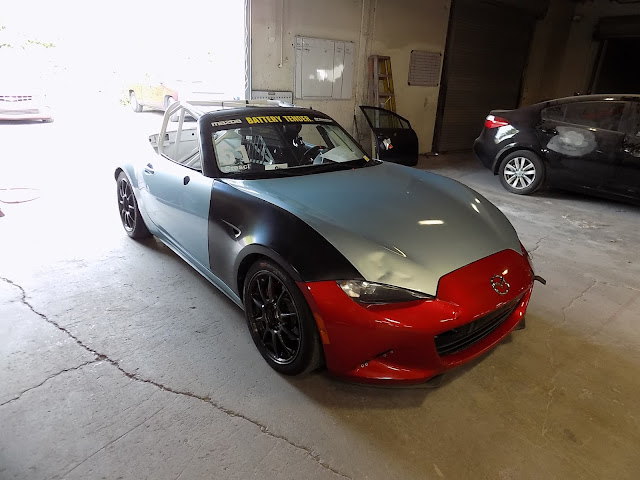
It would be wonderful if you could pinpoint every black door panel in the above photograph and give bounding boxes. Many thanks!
[536,101,626,192]
[616,136,640,199]
[613,102,640,200]
[359,106,419,166]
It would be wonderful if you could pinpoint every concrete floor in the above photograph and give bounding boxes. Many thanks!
[1,100,640,480]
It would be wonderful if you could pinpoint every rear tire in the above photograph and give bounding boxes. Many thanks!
[164,96,175,110]
[243,259,323,376]
[130,92,143,113]
[117,172,150,239]
[499,150,545,195]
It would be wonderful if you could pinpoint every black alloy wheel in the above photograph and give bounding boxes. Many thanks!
[243,260,323,375]
[116,172,150,239]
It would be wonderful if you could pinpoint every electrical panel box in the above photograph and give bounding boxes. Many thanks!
[294,36,355,100]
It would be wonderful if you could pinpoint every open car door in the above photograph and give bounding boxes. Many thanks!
[360,106,419,166]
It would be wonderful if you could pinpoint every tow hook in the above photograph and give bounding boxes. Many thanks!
[534,275,547,285]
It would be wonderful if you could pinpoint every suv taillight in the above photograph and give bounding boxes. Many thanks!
[484,115,510,129]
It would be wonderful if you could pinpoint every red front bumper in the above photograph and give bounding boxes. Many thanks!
[299,249,534,385]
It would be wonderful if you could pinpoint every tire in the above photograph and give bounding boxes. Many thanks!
[164,96,175,110]
[130,91,143,113]
[498,150,545,195]
[116,172,151,239]
[243,260,323,376]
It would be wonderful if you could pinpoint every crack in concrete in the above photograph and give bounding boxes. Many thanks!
[0,360,100,407]
[540,375,558,439]
[587,287,640,341]
[0,276,350,479]
[541,279,598,439]
[528,234,550,255]
[588,279,640,294]
[60,404,168,478]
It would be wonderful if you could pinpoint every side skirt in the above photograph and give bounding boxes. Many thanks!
[156,234,244,309]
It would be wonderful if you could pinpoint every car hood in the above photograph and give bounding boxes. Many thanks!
[226,162,521,296]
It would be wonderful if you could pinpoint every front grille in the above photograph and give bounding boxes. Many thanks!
[0,96,33,102]
[434,297,521,356]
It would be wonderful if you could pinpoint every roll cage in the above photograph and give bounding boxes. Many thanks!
[158,99,297,158]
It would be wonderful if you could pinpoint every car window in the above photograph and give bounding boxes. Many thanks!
[620,101,640,137]
[561,101,625,131]
[541,105,565,122]
[212,120,367,176]
[362,108,410,129]
[160,120,202,171]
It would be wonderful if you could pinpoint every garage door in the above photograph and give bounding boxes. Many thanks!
[434,0,536,152]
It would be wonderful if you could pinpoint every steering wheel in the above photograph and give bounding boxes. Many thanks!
[300,145,323,165]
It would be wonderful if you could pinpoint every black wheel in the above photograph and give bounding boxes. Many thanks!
[499,150,545,195]
[130,91,143,113]
[243,260,323,375]
[117,172,150,239]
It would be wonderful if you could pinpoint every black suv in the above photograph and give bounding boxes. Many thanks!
[474,95,640,204]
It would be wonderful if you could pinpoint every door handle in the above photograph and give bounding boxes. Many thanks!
[623,146,640,157]
[144,163,155,174]
[183,176,190,185]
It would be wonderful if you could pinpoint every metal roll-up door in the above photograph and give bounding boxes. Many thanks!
[434,0,536,152]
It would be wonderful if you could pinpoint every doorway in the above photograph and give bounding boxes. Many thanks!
[591,38,640,94]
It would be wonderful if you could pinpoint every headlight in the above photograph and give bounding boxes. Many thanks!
[337,280,433,305]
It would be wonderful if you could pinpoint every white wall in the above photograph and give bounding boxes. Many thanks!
[250,0,451,153]
[371,0,450,152]
[251,0,364,131]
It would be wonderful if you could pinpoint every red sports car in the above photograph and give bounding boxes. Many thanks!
[116,100,544,384]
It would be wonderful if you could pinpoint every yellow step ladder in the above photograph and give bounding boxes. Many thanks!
[368,55,396,112]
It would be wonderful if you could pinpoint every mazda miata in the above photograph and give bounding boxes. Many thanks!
[115,100,543,384]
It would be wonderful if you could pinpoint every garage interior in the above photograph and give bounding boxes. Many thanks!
[1,0,640,479]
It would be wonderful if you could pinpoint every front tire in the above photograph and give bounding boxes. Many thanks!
[117,172,150,239]
[130,92,143,113]
[243,260,323,376]
[499,150,545,195]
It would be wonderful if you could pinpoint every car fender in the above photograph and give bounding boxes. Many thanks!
[208,179,364,298]
[492,137,542,174]
[128,85,143,98]
[234,244,304,285]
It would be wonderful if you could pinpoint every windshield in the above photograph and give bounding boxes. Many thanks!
[211,116,370,177]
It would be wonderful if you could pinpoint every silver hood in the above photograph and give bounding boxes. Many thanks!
[227,162,521,296]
